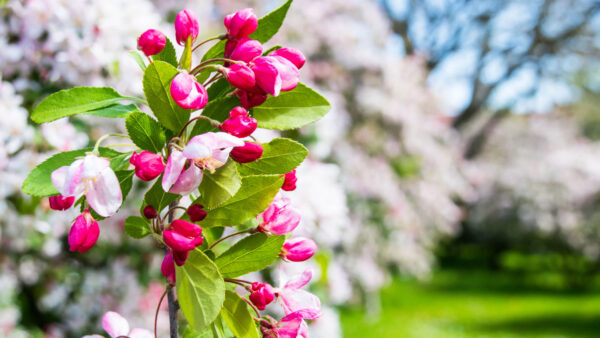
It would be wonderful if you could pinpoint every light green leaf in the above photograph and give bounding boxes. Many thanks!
[32,87,132,123]
[196,175,284,227]
[249,0,293,43]
[198,160,242,209]
[190,96,240,136]
[125,111,167,153]
[215,233,284,279]
[84,104,140,118]
[236,138,307,176]
[124,216,151,239]
[153,38,178,67]
[206,78,232,101]
[176,249,226,331]
[143,61,190,132]
[253,83,330,130]
[221,291,259,338]
[21,148,121,197]
[141,179,178,214]
[129,50,147,71]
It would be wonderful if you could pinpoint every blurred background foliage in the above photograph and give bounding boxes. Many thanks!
[1,0,600,337]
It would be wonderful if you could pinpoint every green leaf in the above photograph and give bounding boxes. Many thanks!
[201,0,292,61]
[206,78,232,101]
[84,104,140,118]
[198,160,242,209]
[183,325,214,338]
[196,175,284,227]
[203,227,225,246]
[32,87,131,123]
[125,111,167,153]
[249,0,293,43]
[21,148,121,197]
[142,179,179,213]
[221,291,259,338]
[190,96,240,136]
[263,45,282,56]
[176,249,226,331]
[129,50,147,71]
[124,216,151,239]
[153,38,178,67]
[215,233,284,278]
[236,138,307,176]
[253,83,330,130]
[143,60,191,132]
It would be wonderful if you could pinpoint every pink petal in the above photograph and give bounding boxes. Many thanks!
[52,159,85,197]
[77,218,99,253]
[284,269,312,290]
[182,141,211,159]
[162,150,186,192]
[170,164,203,195]
[86,167,122,217]
[82,154,110,179]
[279,289,322,320]
[278,312,303,338]
[68,214,89,252]
[129,328,154,338]
[271,56,299,92]
[102,311,130,338]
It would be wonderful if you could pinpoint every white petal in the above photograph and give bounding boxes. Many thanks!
[102,311,130,338]
[82,154,110,179]
[170,165,204,195]
[182,141,211,159]
[129,328,154,338]
[87,167,122,217]
[162,150,186,192]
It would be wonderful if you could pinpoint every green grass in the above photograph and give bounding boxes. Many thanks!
[340,269,600,337]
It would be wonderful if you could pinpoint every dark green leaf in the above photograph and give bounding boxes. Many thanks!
[215,233,284,278]
[196,175,283,227]
[32,87,130,123]
[198,160,242,209]
[249,0,293,43]
[142,179,179,213]
[201,40,226,62]
[153,38,178,67]
[236,138,307,176]
[143,61,191,132]
[124,216,151,239]
[253,83,330,130]
[206,79,232,101]
[221,291,260,338]
[125,111,167,153]
[176,249,226,331]
[22,148,121,197]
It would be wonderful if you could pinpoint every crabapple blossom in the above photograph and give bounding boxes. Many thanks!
[187,204,207,222]
[161,251,176,285]
[236,88,268,109]
[163,220,203,253]
[230,142,264,163]
[282,237,317,262]
[129,151,164,181]
[174,9,199,45]
[100,311,153,338]
[68,210,99,253]
[270,47,306,70]
[51,153,122,217]
[249,282,275,310]
[276,269,321,320]
[220,106,258,138]
[258,197,301,235]
[224,8,258,40]
[223,63,255,90]
[48,195,75,211]
[282,169,298,191]
[227,38,263,63]
[142,205,157,219]
[170,72,208,110]
[137,29,166,56]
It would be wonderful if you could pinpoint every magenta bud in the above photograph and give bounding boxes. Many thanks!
[230,142,263,163]
[282,237,317,262]
[187,204,207,222]
[163,230,198,252]
[224,64,255,90]
[259,197,301,235]
[270,47,306,70]
[49,195,75,211]
[249,282,275,310]
[137,29,166,56]
[130,151,165,181]
[228,38,263,63]
[269,56,300,92]
[163,220,203,252]
[224,8,258,40]
[251,56,282,96]
[235,88,268,109]
[69,210,99,253]
[282,169,297,191]
[143,205,158,219]
[170,219,203,237]
[170,72,208,110]
[172,250,189,266]
[174,9,199,45]
[161,251,176,285]
[220,106,257,138]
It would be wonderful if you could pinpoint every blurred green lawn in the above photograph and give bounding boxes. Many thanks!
[340,269,600,337]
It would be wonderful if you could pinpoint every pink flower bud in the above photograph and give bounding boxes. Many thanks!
[230,142,263,163]
[69,210,99,253]
[270,47,306,69]
[161,251,176,285]
[224,64,255,90]
[282,237,317,262]
[224,8,258,40]
[170,73,208,110]
[227,38,263,63]
[172,249,189,266]
[270,56,300,92]
[137,29,166,56]
[174,9,199,45]
[251,56,281,96]
[220,106,257,138]
[235,88,268,109]
[259,197,301,235]
[48,195,75,211]
[249,282,275,310]
[143,205,158,219]
[187,204,207,222]
[130,151,165,181]
[163,220,203,252]
[282,169,297,191]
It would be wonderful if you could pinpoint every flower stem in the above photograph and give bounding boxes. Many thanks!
[204,73,224,87]
[92,133,130,154]
[161,206,189,225]
[154,286,170,338]
[208,229,252,250]
[192,34,226,52]
[178,115,222,138]
[190,58,243,75]
[242,296,262,318]
[166,201,179,338]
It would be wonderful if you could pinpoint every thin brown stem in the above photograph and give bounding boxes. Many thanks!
[192,35,225,52]
[208,229,252,250]
[190,58,243,74]
[161,206,189,225]
[204,74,224,87]
[178,115,222,138]
[166,201,179,338]
[154,286,170,338]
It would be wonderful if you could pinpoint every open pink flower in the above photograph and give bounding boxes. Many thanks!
[258,197,301,235]
[162,132,243,194]
[261,312,308,338]
[85,311,153,338]
[51,153,122,217]
[276,269,321,320]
